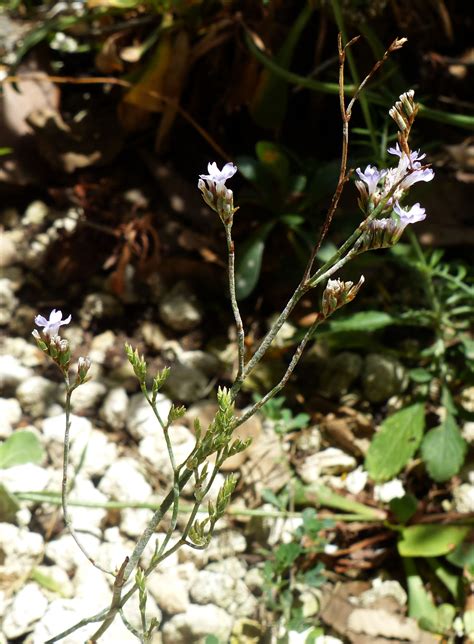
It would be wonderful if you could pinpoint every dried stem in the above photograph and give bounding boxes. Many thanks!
[225,225,246,384]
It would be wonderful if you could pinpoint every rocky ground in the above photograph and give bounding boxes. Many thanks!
[1,199,473,643]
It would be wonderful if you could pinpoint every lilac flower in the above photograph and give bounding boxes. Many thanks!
[393,201,426,225]
[388,143,425,164]
[34,309,71,337]
[355,165,383,196]
[199,162,237,185]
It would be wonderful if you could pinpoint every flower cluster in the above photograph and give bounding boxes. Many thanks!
[33,309,91,384]
[198,162,238,225]
[354,91,434,247]
[321,276,365,318]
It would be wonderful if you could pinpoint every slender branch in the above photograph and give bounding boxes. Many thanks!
[88,557,129,641]
[62,381,112,576]
[225,224,245,384]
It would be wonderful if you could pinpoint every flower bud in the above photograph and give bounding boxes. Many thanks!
[321,276,365,318]
[76,356,92,383]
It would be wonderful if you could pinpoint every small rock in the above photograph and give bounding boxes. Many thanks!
[126,393,171,440]
[319,352,363,398]
[190,569,256,617]
[0,523,44,587]
[0,463,50,494]
[453,483,474,513]
[164,364,208,403]
[22,200,50,226]
[268,515,303,546]
[345,466,369,495]
[99,458,153,538]
[99,387,129,431]
[148,570,190,614]
[0,232,17,268]
[373,478,405,503]
[89,330,117,364]
[61,325,86,352]
[245,567,264,593]
[295,425,322,454]
[33,565,74,598]
[68,477,108,535]
[159,282,203,332]
[0,398,22,438]
[69,380,107,414]
[79,292,123,325]
[359,578,407,607]
[362,353,408,403]
[142,321,167,351]
[45,533,101,572]
[2,582,49,639]
[0,355,33,391]
[297,447,357,483]
[16,376,57,418]
[348,607,421,640]
[206,556,247,580]
[162,603,233,644]
[2,337,43,367]
[0,279,19,325]
[460,386,474,413]
[139,424,195,484]
[462,421,474,443]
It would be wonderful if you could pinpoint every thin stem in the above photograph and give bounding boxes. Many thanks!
[88,557,129,641]
[225,224,245,384]
[62,381,112,576]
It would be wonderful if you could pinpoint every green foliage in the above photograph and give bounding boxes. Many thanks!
[256,395,310,436]
[0,430,45,469]
[421,412,467,482]
[398,524,470,558]
[365,404,425,482]
[262,509,331,636]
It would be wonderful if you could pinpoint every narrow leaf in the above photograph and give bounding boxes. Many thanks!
[365,404,425,482]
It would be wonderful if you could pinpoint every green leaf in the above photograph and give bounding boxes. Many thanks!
[409,368,433,383]
[398,524,470,557]
[30,568,70,597]
[365,404,425,482]
[446,541,474,574]
[327,311,400,333]
[403,558,438,622]
[421,413,467,482]
[0,483,20,522]
[426,558,463,601]
[0,431,45,469]
[235,222,274,299]
[389,494,418,524]
[256,141,290,185]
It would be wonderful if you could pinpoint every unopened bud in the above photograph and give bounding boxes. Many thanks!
[321,276,365,317]
[77,356,92,383]
[354,219,404,253]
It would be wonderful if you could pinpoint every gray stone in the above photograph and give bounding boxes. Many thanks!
[89,330,117,364]
[190,569,256,617]
[2,337,43,367]
[0,367,27,414]
[0,232,17,268]
[297,447,356,484]
[362,353,408,403]
[45,533,101,572]
[79,292,123,325]
[22,200,50,226]
[164,364,208,403]
[319,352,363,398]
[0,463,50,493]
[159,283,203,332]
[0,398,22,438]
[148,570,190,614]
[69,380,107,414]
[2,582,49,639]
[0,523,44,585]
[16,375,57,417]
[126,393,171,440]
[0,278,18,325]
[142,321,167,351]
[99,386,129,430]
[453,483,474,513]
[138,424,195,484]
[162,603,233,643]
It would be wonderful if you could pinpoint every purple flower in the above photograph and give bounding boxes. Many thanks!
[355,165,383,196]
[387,143,425,164]
[199,162,237,185]
[393,201,427,225]
[34,309,71,337]
[399,165,434,190]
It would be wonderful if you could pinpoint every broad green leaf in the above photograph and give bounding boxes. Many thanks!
[0,483,20,522]
[327,311,400,333]
[365,404,425,482]
[398,524,470,557]
[421,413,467,482]
[0,430,45,469]
[235,222,274,300]
[409,368,432,383]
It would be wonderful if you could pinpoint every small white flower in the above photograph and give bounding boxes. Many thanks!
[34,309,71,337]
[393,201,427,225]
[199,162,237,185]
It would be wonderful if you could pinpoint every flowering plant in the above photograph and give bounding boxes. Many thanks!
[30,35,437,643]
